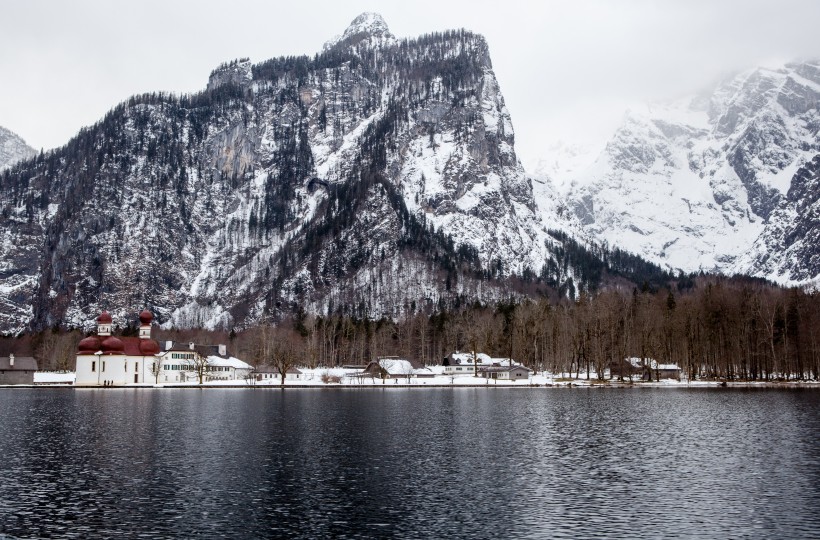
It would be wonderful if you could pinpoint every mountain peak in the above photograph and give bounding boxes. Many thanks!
[324,12,394,50]
[344,12,392,39]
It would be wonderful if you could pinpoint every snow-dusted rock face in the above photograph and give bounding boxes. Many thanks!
[323,12,396,51]
[542,61,820,282]
[734,154,820,282]
[0,13,568,334]
[0,126,35,171]
[207,58,253,92]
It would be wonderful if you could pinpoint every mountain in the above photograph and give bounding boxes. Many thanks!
[0,126,36,170]
[539,61,820,284]
[2,13,608,335]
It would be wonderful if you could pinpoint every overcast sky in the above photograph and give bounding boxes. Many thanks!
[1,0,818,169]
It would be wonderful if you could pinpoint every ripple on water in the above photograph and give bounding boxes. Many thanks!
[0,388,818,538]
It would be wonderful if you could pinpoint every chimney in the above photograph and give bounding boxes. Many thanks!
[218,344,227,356]
[165,341,173,351]
[9,354,14,367]
[189,342,195,350]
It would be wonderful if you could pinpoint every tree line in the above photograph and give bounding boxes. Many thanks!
[5,275,816,382]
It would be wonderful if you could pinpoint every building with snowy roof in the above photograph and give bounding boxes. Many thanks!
[159,341,252,382]
[627,358,681,381]
[442,351,520,376]
[363,356,434,379]
[74,311,252,385]
[254,365,303,383]
[477,365,532,380]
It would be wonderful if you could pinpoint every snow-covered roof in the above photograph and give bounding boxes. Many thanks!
[207,356,252,370]
[450,352,519,367]
[627,358,680,371]
[481,365,531,373]
[376,358,432,376]
[450,352,493,365]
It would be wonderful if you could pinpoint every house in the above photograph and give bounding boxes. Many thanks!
[0,354,38,385]
[363,356,434,379]
[609,358,642,379]
[75,310,162,386]
[254,365,303,382]
[443,351,520,376]
[627,358,682,381]
[443,351,493,375]
[159,341,251,382]
[255,365,277,382]
[478,365,532,380]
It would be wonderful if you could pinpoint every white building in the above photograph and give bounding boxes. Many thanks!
[443,351,519,376]
[158,341,252,383]
[75,311,252,386]
[75,310,162,386]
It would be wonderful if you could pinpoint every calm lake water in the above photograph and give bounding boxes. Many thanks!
[0,388,818,539]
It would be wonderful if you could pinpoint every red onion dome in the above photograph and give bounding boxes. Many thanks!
[78,336,101,353]
[139,309,153,325]
[139,340,160,355]
[97,311,113,324]
[100,336,125,354]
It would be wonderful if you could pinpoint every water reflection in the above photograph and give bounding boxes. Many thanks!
[0,388,818,538]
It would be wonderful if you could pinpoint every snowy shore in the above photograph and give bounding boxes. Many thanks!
[6,367,818,388]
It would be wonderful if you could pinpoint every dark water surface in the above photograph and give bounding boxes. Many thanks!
[0,388,818,539]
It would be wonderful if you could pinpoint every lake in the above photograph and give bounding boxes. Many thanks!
[0,388,818,538]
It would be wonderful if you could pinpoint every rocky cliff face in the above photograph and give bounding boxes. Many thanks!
[734,154,820,283]
[539,61,820,283]
[0,13,576,334]
[0,126,35,170]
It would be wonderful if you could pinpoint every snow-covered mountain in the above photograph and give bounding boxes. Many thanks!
[0,13,593,334]
[0,126,35,170]
[537,61,820,283]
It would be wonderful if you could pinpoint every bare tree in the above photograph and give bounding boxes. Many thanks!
[269,327,304,385]
[35,330,81,371]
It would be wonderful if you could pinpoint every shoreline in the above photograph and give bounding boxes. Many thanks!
[3,381,819,390]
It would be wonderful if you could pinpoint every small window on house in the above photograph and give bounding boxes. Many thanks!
[92,361,96,372]
[135,362,138,373]
[102,361,106,372]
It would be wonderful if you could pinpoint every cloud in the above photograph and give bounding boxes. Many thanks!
[0,0,817,169]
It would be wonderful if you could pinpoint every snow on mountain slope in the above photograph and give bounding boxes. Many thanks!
[0,13,581,334]
[0,126,36,170]
[538,61,820,282]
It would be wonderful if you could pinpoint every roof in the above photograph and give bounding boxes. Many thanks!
[368,358,433,376]
[448,352,521,368]
[255,365,277,373]
[448,352,493,365]
[480,365,531,373]
[207,356,252,370]
[165,342,198,352]
[164,341,230,358]
[0,356,38,370]
[628,358,680,371]
[79,337,160,357]
[377,356,424,369]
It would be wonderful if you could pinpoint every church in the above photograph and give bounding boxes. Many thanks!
[74,310,162,386]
